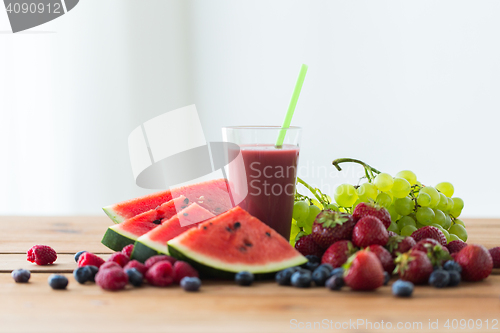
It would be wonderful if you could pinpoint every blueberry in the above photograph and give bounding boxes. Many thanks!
[447,270,461,287]
[317,263,333,273]
[312,267,330,286]
[87,266,99,282]
[383,271,390,286]
[325,275,344,291]
[305,255,320,263]
[74,251,87,263]
[433,265,442,271]
[275,267,299,286]
[48,274,68,290]
[235,271,254,286]
[180,276,201,292]
[290,270,312,288]
[392,279,414,297]
[330,267,344,278]
[124,268,143,287]
[73,266,92,284]
[11,269,31,283]
[443,260,462,274]
[429,269,450,288]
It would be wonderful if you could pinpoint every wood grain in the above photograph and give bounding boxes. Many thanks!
[0,254,111,273]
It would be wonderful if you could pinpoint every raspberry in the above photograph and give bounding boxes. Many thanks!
[124,260,148,275]
[27,245,57,265]
[144,255,176,269]
[95,268,128,291]
[99,261,121,271]
[78,252,105,268]
[173,261,199,284]
[107,252,130,267]
[446,240,467,254]
[145,261,174,287]
[121,244,134,258]
[489,247,500,268]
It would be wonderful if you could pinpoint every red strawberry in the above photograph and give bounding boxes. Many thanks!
[344,250,384,291]
[311,210,356,249]
[121,244,134,258]
[294,234,324,257]
[388,231,398,237]
[386,235,416,257]
[446,240,467,254]
[394,250,433,284]
[455,244,493,282]
[145,261,174,287]
[144,255,177,269]
[412,238,450,266]
[352,216,389,248]
[78,252,105,268]
[411,226,447,246]
[367,244,395,274]
[107,252,130,267]
[124,260,148,275]
[353,202,391,229]
[489,247,500,268]
[321,240,357,268]
[173,261,199,283]
[27,245,57,265]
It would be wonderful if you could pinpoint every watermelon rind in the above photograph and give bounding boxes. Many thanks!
[102,206,124,224]
[101,225,138,251]
[167,240,308,279]
[130,241,165,263]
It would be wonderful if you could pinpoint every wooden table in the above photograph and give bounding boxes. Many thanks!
[1,216,499,333]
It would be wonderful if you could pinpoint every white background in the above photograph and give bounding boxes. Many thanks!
[0,0,499,217]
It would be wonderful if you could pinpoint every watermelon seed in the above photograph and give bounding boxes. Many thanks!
[234,222,241,229]
[181,206,187,209]
[152,219,161,225]
[244,239,252,247]
[183,213,188,216]
[215,207,221,212]
[203,226,207,230]
[184,198,189,204]
[239,246,247,252]
[266,232,271,237]
[225,226,232,232]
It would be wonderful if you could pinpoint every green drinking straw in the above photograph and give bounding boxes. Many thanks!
[275,64,308,148]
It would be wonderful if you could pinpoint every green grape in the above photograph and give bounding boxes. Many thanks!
[306,205,321,225]
[442,214,452,229]
[417,193,431,207]
[432,209,446,227]
[449,233,461,242]
[449,224,467,242]
[304,222,313,234]
[401,225,417,236]
[374,173,394,192]
[289,220,300,244]
[446,198,454,212]
[325,203,340,212]
[441,228,450,243]
[450,197,464,217]
[357,183,378,201]
[430,223,441,228]
[292,201,309,223]
[376,192,392,208]
[334,184,358,207]
[436,182,454,198]
[436,193,448,211]
[420,186,440,208]
[392,178,411,198]
[395,170,417,185]
[454,218,465,227]
[353,198,363,209]
[394,197,415,216]
[416,207,435,226]
[310,199,323,210]
[388,221,399,234]
[387,204,400,222]
[397,216,416,231]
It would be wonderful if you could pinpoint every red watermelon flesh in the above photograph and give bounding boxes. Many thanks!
[103,178,231,224]
[167,207,307,274]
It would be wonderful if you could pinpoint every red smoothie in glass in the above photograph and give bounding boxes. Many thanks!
[229,144,300,239]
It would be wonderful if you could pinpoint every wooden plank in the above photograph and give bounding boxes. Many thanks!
[0,254,111,273]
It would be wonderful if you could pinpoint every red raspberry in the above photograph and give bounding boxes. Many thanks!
[145,261,174,287]
[95,267,128,290]
[124,260,148,275]
[27,245,57,265]
[121,244,134,258]
[78,252,105,268]
[99,262,121,271]
[446,240,467,254]
[107,252,130,267]
[489,247,500,268]
[144,255,176,269]
[173,261,199,283]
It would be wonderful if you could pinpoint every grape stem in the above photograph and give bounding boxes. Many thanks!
[331,158,381,181]
[296,177,328,205]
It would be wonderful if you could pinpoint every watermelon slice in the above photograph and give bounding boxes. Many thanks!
[167,206,308,278]
[102,178,231,224]
[101,196,191,251]
[131,203,215,262]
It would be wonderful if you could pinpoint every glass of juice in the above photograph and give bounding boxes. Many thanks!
[222,126,301,240]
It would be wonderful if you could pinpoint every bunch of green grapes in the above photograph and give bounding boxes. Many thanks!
[331,158,467,244]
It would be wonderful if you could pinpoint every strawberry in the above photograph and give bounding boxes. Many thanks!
[295,234,324,257]
[321,240,357,268]
[366,244,395,274]
[446,240,467,254]
[343,250,384,291]
[352,202,391,229]
[412,238,450,266]
[455,244,493,282]
[78,252,105,268]
[411,226,447,246]
[352,216,389,248]
[489,247,500,268]
[394,250,433,284]
[386,235,416,257]
[311,210,356,249]
[388,231,398,238]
